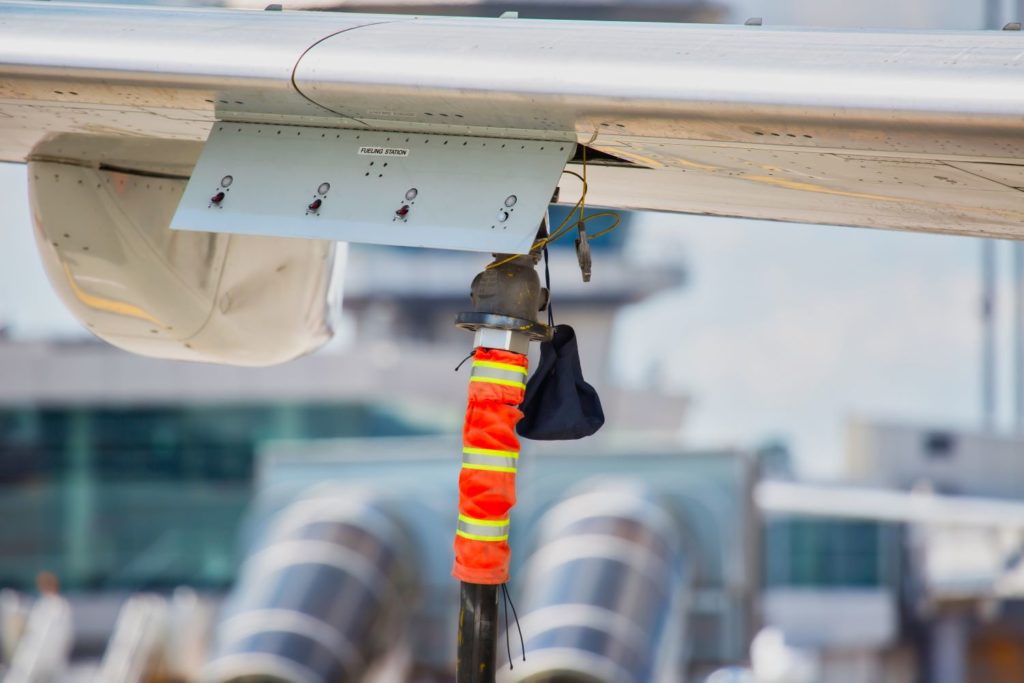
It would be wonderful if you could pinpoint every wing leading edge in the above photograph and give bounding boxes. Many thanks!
[2,1,1023,238]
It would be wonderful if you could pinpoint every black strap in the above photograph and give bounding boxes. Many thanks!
[543,245,554,327]
[453,350,474,372]
[501,583,526,665]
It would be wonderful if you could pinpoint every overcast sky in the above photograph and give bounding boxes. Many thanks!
[725,0,988,29]
[611,214,1014,478]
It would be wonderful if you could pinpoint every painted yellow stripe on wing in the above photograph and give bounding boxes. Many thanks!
[62,263,164,326]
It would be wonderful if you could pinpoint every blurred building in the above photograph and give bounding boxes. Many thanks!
[238,438,760,682]
[759,422,1024,683]
[10,232,1024,683]
[0,231,690,678]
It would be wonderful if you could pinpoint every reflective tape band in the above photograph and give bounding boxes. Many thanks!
[456,514,510,542]
[462,452,518,473]
[470,363,527,389]
[458,514,509,527]
[472,360,527,375]
[463,446,519,459]
[462,446,518,473]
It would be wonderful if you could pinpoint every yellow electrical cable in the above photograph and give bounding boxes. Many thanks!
[580,211,621,239]
[485,145,621,270]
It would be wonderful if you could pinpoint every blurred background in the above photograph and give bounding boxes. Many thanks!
[2,0,1024,682]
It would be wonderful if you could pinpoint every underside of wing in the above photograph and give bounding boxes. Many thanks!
[4,1,1023,239]
[1,1,1022,363]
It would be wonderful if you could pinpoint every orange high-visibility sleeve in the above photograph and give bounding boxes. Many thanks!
[452,347,528,584]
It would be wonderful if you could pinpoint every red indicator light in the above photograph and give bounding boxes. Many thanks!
[210,192,225,204]
[308,199,322,211]
[396,205,410,218]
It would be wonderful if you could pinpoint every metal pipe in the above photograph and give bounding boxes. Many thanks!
[4,595,73,683]
[980,0,1006,434]
[505,485,690,683]
[98,594,169,683]
[1014,242,1024,432]
[981,240,997,430]
[985,0,1002,30]
[205,494,416,683]
[930,614,967,683]
[457,582,499,683]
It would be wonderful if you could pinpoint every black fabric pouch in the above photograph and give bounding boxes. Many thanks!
[517,324,605,440]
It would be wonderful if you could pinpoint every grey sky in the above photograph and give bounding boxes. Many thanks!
[612,213,1006,477]
[725,0,988,29]
[0,164,83,336]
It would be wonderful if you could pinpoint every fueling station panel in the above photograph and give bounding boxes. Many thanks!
[172,123,575,254]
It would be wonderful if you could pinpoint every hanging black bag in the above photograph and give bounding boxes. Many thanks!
[517,324,605,440]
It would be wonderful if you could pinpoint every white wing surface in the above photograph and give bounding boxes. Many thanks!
[2,1,1023,237]
[2,1,1022,363]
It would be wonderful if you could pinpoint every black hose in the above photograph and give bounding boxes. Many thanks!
[457,582,499,683]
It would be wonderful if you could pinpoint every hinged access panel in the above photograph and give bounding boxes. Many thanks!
[172,123,575,254]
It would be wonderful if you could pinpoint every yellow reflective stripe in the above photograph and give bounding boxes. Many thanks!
[456,529,510,542]
[472,360,527,375]
[470,376,527,389]
[458,514,508,527]
[462,462,517,473]
[463,450,517,471]
[470,363,528,389]
[456,515,510,542]
[463,447,519,459]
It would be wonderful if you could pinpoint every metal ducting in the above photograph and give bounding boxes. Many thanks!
[204,494,417,683]
[504,484,691,683]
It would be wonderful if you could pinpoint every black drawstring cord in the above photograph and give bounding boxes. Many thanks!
[502,583,526,665]
[543,245,554,328]
[502,582,513,668]
[454,350,474,372]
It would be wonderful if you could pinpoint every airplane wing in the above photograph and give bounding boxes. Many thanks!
[2,1,1022,364]
[3,1,1023,238]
